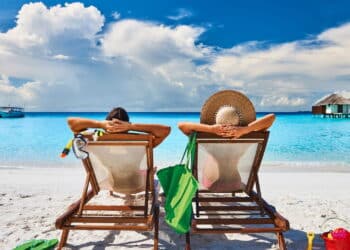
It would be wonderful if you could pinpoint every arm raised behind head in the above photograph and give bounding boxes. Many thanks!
[178,114,275,138]
[220,113,276,138]
[178,122,224,136]
[127,123,171,147]
[67,117,108,133]
[247,113,275,132]
[67,117,170,147]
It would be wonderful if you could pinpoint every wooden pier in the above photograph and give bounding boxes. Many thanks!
[322,113,350,118]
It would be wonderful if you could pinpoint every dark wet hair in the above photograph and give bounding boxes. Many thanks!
[106,107,130,122]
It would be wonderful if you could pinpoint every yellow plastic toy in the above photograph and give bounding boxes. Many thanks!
[306,232,315,250]
[327,232,333,240]
[61,139,73,158]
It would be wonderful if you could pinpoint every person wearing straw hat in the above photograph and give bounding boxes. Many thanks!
[178,90,275,191]
[178,90,275,138]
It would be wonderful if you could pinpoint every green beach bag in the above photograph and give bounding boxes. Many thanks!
[157,132,199,234]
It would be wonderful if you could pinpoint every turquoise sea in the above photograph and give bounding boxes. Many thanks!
[0,112,349,168]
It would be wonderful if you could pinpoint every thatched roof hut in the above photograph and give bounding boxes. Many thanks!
[312,93,350,117]
[314,93,350,106]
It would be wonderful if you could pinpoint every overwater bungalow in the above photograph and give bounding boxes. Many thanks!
[312,93,350,118]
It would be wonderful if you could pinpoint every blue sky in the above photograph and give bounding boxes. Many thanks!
[2,1,350,47]
[0,1,350,111]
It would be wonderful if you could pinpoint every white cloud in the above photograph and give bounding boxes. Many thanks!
[317,23,350,46]
[0,2,349,111]
[16,81,42,102]
[52,54,70,60]
[0,2,104,51]
[260,96,306,107]
[0,74,10,85]
[0,74,41,106]
[208,23,350,110]
[167,8,192,21]
[336,91,350,99]
[112,11,121,20]
[101,19,206,66]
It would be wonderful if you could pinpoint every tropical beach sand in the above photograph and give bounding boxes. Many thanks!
[1,166,350,250]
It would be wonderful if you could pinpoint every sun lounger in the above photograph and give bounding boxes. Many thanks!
[55,133,159,249]
[185,131,289,250]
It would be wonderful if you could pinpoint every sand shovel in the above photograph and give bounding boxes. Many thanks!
[306,232,315,250]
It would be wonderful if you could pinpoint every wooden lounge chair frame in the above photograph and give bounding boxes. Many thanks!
[185,131,289,250]
[55,133,159,250]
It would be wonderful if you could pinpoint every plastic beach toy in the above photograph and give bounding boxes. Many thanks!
[321,228,350,250]
[61,139,73,158]
[307,232,315,250]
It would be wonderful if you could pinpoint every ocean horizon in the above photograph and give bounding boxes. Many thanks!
[1,111,349,169]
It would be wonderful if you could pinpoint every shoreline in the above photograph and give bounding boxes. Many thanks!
[1,160,350,172]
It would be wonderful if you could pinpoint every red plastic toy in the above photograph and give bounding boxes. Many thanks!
[321,228,350,250]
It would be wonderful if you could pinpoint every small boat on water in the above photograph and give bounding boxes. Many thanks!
[0,106,25,118]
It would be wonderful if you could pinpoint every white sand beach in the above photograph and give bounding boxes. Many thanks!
[1,165,350,250]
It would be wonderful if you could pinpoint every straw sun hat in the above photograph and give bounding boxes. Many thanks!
[200,90,256,126]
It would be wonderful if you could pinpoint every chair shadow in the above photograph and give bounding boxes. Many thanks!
[64,222,326,250]
[157,226,326,249]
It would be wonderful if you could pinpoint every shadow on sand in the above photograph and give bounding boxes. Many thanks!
[65,219,327,250]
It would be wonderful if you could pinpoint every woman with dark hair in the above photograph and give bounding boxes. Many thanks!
[105,107,130,122]
[67,107,170,147]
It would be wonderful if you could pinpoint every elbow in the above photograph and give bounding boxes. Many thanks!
[178,122,184,131]
[268,113,276,125]
[177,122,188,134]
[154,126,171,147]
[67,117,77,132]
[262,114,276,131]
[163,126,171,138]
[67,117,74,129]
[157,125,171,140]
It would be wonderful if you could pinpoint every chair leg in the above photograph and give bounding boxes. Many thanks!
[58,229,69,250]
[185,232,191,250]
[276,232,286,250]
[154,205,159,250]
